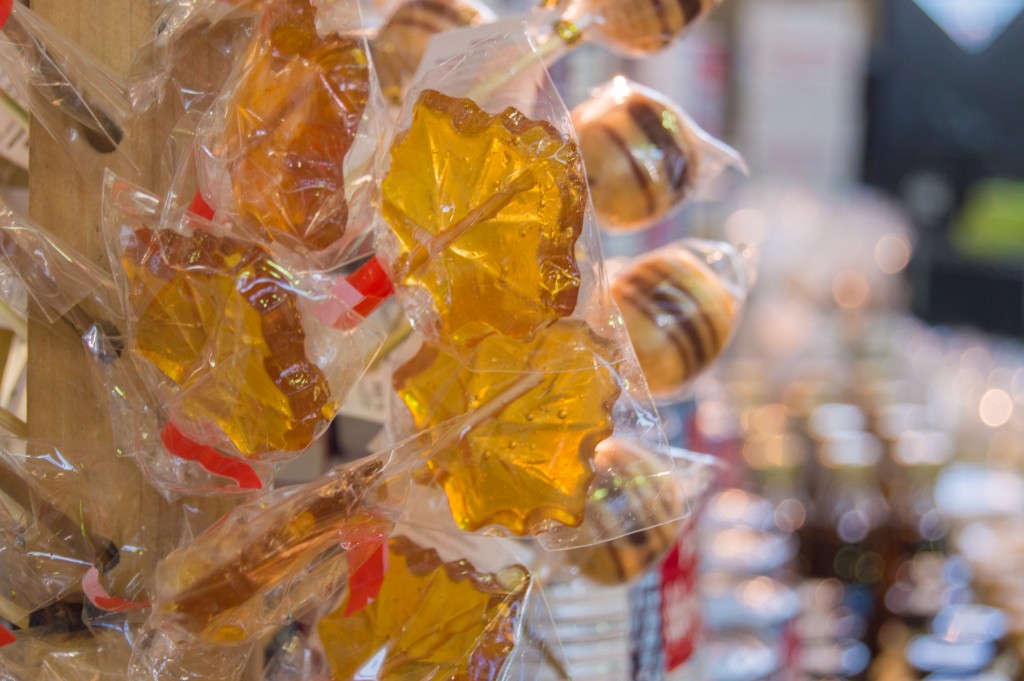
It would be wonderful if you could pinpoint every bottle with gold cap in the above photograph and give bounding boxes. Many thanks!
[886,429,953,559]
[542,0,724,58]
[805,430,891,651]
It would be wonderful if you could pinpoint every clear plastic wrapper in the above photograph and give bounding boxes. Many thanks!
[313,527,569,681]
[129,1,256,114]
[0,438,114,628]
[150,0,386,269]
[371,0,495,106]
[572,77,745,233]
[0,3,134,172]
[0,627,133,680]
[101,175,384,481]
[542,0,723,58]
[0,435,221,640]
[610,237,752,402]
[367,29,671,547]
[93,340,283,495]
[0,204,123,349]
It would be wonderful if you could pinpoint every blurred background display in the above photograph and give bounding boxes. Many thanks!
[3,0,1023,678]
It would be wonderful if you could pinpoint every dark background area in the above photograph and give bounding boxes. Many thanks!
[864,0,1024,336]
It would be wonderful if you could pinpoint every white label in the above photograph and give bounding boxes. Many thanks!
[0,114,29,170]
[0,71,28,170]
[339,364,392,424]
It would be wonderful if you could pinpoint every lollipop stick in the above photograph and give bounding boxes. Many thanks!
[0,209,123,361]
[465,21,580,103]
[2,5,125,154]
[401,167,537,273]
[0,405,25,439]
[341,165,539,323]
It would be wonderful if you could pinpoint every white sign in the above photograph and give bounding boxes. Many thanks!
[0,70,28,170]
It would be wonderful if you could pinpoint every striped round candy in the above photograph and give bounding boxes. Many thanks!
[566,438,685,584]
[561,0,721,57]
[611,245,737,399]
[372,0,491,104]
[573,85,699,232]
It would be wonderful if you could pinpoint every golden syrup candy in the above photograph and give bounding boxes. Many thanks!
[381,89,586,344]
[318,536,529,681]
[218,0,370,253]
[392,321,621,535]
[611,245,737,399]
[156,460,389,641]
[565,438,685,584]
[121,227,334,456]
[565,0,722,56]
[372,0,489,105]
[573,86,699,231]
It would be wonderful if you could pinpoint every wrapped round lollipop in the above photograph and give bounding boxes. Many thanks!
[558,439,717,585]
[101,176,384,489]
[610,237,752,401]
[560,438,685,584]
[371,0,495,106]
[542,0,723,58]
[410,0,726,68]
[573,77,744,232]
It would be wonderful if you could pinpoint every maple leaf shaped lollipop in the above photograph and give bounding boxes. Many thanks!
[381,89,587,345]
[318,535,530,681]
[151,458,391,643]
[211,0,371,255]
[121,226,334,457]
[394,321,621,535]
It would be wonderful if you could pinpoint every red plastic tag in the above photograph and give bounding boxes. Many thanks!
[188,190,216,221]
[344,542,388,616]
[82,567,150,613]
[0,624,14,648]
[348,256,394,317]
[0,0,13,32]
[319,256,394,331]
[660,518,700,671]
[160,422,262,490]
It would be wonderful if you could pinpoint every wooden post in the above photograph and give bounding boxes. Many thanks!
[26,0,162,595]
[24,0,241,669]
